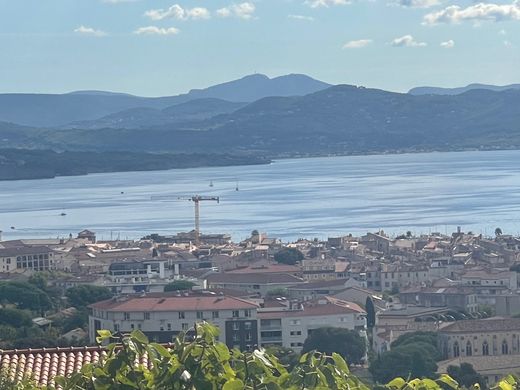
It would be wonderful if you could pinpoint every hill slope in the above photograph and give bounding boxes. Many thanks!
[409,83,520,96]
[0,74,330,127]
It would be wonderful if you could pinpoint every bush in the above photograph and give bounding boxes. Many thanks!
[274,248,304,265]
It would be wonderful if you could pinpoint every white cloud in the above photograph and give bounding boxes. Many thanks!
[217,3,256,19]
[288,14,315,21]
[73,26,107,37]
[393,0,440,8]
[134,26,180,35]
[391,34,427,47]
[440,39,455,48]
[343,39,372,48]
[305,0,350,8]
[145,4,210,21]
[423,1,520,25]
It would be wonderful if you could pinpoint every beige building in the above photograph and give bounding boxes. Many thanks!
[438,318,520,360]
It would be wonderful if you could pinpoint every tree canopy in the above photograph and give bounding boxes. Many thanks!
[302,327,366,365]
[447,363,486,390]
[366,296,376,328]
[273,248,304,265]
[65,285,113,308]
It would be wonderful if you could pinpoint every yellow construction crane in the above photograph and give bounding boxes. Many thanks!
[178,195,219,244]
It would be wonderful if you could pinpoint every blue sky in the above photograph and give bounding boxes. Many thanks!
[0,0,518,95]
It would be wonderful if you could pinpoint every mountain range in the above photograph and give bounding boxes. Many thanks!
[1,74,520,180]
[0,74,330,128]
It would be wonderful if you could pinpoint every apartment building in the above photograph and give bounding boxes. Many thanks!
[88,293,259,350]
[258,296,367,352]
[0,245,60,273]
[105,259,171,294]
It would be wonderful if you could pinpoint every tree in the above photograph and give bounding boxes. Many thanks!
[164,280,196,292]
[302,327,366,364]
[66,285,113,308]
[0,281,53,313]
[370,343,438,383]
[58,323,371,390]
[366,296,376,328]
[495,227,503,237]
[274,248,304,265]
[0,308,32,328]
[447,363,486,389]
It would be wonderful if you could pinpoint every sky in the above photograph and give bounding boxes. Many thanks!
[0,0,518,96]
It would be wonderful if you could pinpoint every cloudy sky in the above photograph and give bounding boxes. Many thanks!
[0,0,518,95]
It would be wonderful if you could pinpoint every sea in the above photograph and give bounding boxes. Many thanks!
[1,150,520,242]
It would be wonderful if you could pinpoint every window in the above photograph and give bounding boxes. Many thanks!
[244,309,251,318]
[197,311,204,319]
[290,330,302,336]
[144,312,150,320]
[130,324,135,330]
[246,332,252,341]
[482,341,489,356]
[138,323,142,330]
[502,340,509,355]
[212,311,219,319]
[167,323,172,331]
[233,333,240,342]
[182,323,189,330]
[233,322,240,331]
[124,312,130,320]
[232,310,240,318]
[453,341,460,357]
[466,341,472,356]
[290,319,301,325]
[244,321,252,330]
[160,326,164,331]
[178,312,185,319]
[114,324,120,332]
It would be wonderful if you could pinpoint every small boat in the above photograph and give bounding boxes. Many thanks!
[235,181,239,191]
[60,212,67,216]
[209,180,214,187]
[10,226,15,230]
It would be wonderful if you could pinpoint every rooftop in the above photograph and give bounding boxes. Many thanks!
[89,293,259,312]
[206,272,304,285]
[440,318,520,333]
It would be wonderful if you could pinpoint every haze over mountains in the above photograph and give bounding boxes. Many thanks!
[1,73,520,180]
[0,74,330,128]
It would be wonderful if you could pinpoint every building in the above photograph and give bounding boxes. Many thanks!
[437,355,520,385]
[287,279,365,301]
[438,318,520,360]
[89,293,259,350]
[0,245,61,273]
[399,287,478,313]
[105,259,171,294]
[258,296,367,352]
[206,272,305,296]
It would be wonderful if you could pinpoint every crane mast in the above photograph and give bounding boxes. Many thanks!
[185,195,219,244]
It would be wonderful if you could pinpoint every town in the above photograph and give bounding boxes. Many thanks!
[1,225,520,388]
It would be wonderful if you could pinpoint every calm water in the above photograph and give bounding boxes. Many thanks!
[1,150,520,242]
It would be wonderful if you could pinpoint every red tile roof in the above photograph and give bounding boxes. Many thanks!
[89,294,259,312]
[0,346,108,388]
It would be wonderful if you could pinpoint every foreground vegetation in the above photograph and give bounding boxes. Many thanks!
[0,322,517,390]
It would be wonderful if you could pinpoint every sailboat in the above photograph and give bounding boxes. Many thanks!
[209,180,214,187]
[235,180,239,191]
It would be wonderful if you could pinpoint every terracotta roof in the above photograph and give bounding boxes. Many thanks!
[0,346,108,388]
[227,263,301,274]
[89,294,259,312]
[440,318,520,333]
[287,279,350,290]
[259,297,365,319]
[207,272,304,284]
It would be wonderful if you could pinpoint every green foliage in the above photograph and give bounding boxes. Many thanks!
[65,285,113,308]
[390,332,438,351]
[0,308,32,328]
[265,288,288,297]
[302,327,367,365]
[371,332,441,384]
[264,345,299,370]
[56,322,371,390]
[447,363,486,390]
[0,281,52,313]
[274,248,304,265]
[366,296,376,328]
[164,280,196,292]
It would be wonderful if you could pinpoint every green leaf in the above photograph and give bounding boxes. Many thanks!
[387,377,407,390]
[131,329,149,344]
[223,378,245,390]
[436,374,459,390]
[331,352,349,374]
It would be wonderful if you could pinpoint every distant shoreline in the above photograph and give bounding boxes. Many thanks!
[2,145,519,182]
